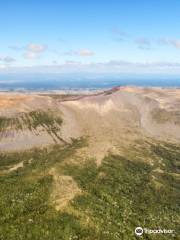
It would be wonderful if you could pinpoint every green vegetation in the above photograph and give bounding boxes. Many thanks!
[26,111,62,130]
[0,116,14,131]
[0,139,179,239]
[0,110,62,141]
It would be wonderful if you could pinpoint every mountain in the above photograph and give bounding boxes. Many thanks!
[0,87,179,239]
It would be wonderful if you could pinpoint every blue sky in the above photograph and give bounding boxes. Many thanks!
[0,0,180,76]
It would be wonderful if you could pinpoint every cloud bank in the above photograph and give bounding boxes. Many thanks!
[1,60,180,75]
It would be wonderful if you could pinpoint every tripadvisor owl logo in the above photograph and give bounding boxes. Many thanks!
[135,227,143,236]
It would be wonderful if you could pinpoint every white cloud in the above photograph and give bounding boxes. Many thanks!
[112,27,129,38]
[78,49,95,56]
[135,37,151,45]
[0,64,7,69]
[23,51,39,59]
[65,60,81,65]
[52,60,58,65]
[159,38,180,49]
[0,56,16,63]
[172,40,180,49]
[64,49,95,57]
[26,43,47,53]
[111,27,130,42]
[8,45,24,51]
[134,38,153,50]
[24,43,47,59]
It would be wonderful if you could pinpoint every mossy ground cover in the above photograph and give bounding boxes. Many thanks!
[0,139,179,240]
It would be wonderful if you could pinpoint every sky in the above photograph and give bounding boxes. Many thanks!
[0,0,180,78]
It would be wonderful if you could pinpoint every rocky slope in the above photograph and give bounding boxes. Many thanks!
[1,87,180,155]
